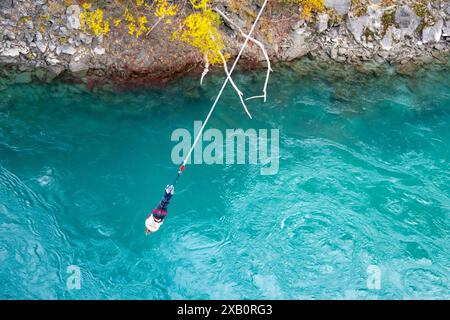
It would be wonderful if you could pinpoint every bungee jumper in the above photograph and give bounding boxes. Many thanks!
[145,166,184,236]
[145,184,174,235]
[145,0,269,236]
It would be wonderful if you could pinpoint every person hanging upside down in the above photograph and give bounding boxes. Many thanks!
[145,184,174,235]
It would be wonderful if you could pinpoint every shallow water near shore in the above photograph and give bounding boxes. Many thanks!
[0,65,449,299]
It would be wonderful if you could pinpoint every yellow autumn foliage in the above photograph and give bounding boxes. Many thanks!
[174,0,224,64]
[124,8,150,37]
[80,3,110,36]
[285,0,325,18]
[154,0,178,18]
[191,0,209,10]
[301,0,325,17]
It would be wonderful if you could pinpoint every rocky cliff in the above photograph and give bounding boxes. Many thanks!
[0,0,449,89]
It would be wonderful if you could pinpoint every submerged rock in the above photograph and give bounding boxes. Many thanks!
[34,67,47,81]
[48,64,65,78]
[396,61,420,76]
[15,72,32,84]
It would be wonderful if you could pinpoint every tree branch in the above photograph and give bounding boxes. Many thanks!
[200,53,209,86]
[146,16,163,35]
[214,8,272,102]
[218,51,252,119]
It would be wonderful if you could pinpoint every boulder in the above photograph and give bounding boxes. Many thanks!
[442,25,450,37]
[366,5,383,33]
[395,5,420,37]
[34,68,47,81]
[347,15,369,42]
[282,29,312,61]
[4,29,15,40]
[59,27,70,36]
[69,52,90,73]
[422,19,444,43]
[330,45,338,60]
[46,55,61,65]
[0,0,13,8]
[1,44,28,57]
[36,41,47,53]
[66,5,81,30]
[396,61,419,76]
[2,47,21,57]
[338,47,348,56]
[80,33,93,45]
[316,13,329,33]
[93,47,105,55]
[58,44,76,55]
[48,42,56,52]
[35,37,47,53]
[15,72,33,84]
[69,60,89,73]
[324,0,351,16]
[380,28,393,51]
[292,19,305,31]
[47,64,65,80]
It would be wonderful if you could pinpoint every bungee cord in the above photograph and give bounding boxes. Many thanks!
[146,0,269,235]
[175,0,269,182]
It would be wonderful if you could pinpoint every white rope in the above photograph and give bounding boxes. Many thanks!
[181,0,268,167]
[214,8,272,103]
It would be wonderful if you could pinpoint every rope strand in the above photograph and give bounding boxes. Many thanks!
[177,0,268,180]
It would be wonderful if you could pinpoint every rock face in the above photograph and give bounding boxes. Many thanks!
[422,19,444,44]
[58,44,76,55]
[282,28,312,61]
[66,5,81,30]
[0,0,13,8]
[2,48,21,57]
[324,0,351,16]
[69,59,89,73]
[316,13,329,33]
[93,47,105,55]
[380,28,393,51]
[366,5,383,33]
[0,0,448,88]
[395,5,420,37]
[443,20,450,37]
[347,15,368,43]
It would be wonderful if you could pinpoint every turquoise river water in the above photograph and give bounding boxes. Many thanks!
[0,63,449,299]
